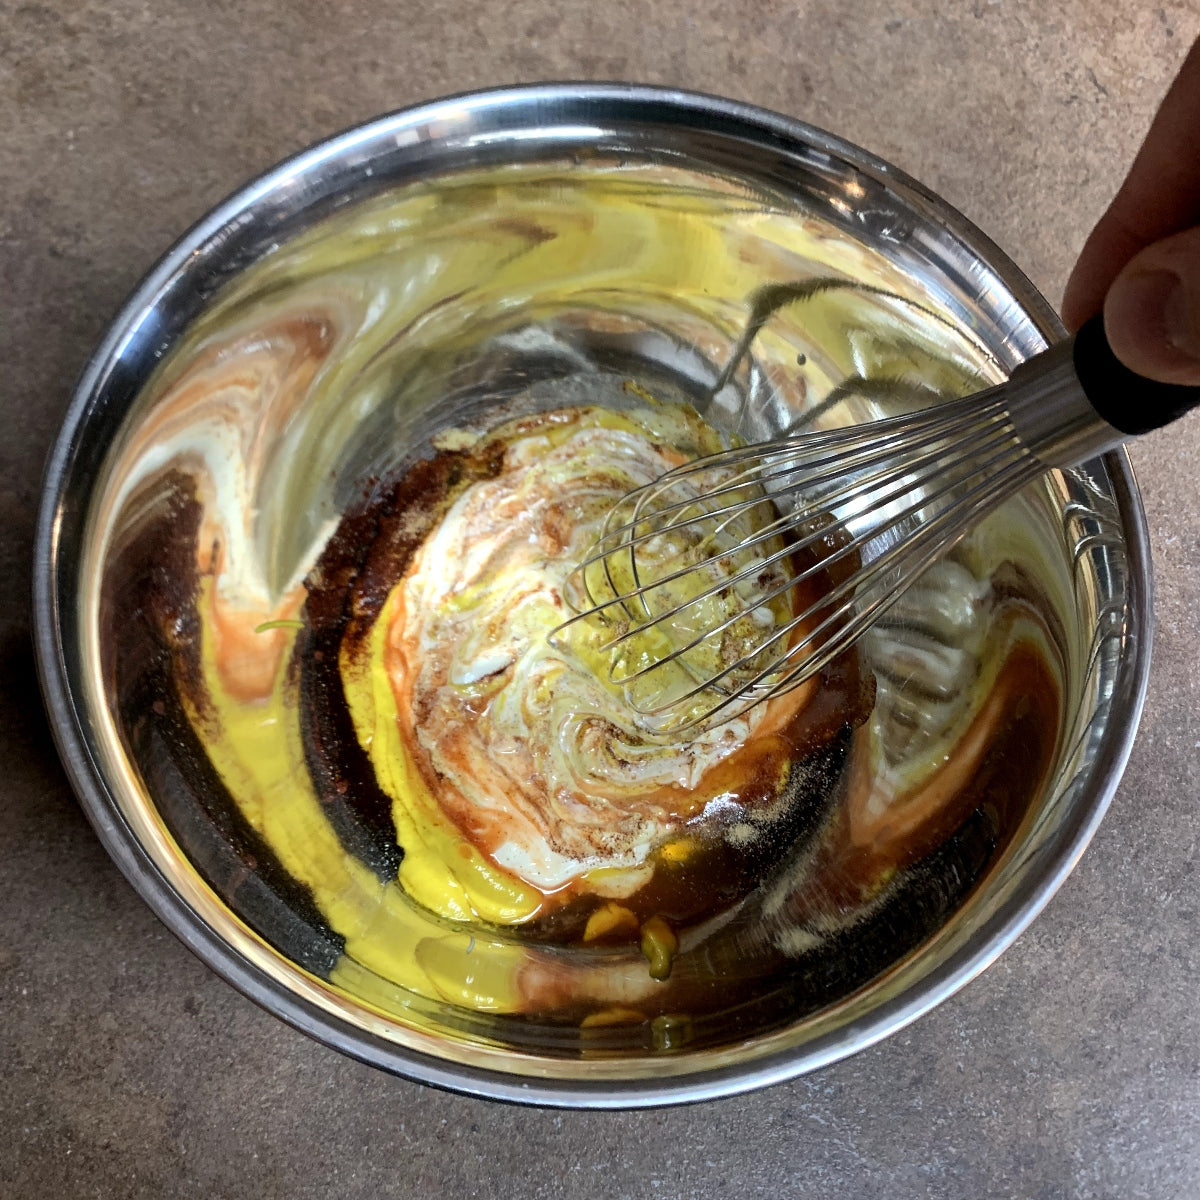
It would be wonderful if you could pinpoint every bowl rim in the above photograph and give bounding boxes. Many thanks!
[32,81,1154,1109]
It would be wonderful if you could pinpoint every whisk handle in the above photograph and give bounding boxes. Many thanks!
[1007,313,1200,468]
[1073,312,1200,435]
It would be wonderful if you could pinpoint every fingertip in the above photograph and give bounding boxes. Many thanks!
[1102,233,1200,386]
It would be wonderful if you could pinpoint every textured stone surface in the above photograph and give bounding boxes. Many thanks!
[2,2,1199,1196]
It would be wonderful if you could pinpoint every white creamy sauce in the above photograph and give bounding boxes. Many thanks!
[395,414,766,891]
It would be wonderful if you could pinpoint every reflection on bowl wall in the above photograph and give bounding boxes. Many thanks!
[35,86,1151,1107]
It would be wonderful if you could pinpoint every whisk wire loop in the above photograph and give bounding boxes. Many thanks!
[625,436,1037,726]
[633,449,1045,734]
[561,396,1014,639]
[595,411,1021,652]
[605,422,1030,692]
[550,383,1071,734]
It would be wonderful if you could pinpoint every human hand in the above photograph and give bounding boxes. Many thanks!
[1061,38,1200,385]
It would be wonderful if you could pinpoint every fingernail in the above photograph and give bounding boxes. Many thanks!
[1105,268,1200,383]
[1162,273,1200,360]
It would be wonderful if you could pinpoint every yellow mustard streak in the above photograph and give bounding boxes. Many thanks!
[340,583,544,925]
[186,577,528,1013]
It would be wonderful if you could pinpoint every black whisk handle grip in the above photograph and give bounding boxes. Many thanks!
[1073,312,1200,436]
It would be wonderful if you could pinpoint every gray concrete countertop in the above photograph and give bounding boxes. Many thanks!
[2,2,1198,1196]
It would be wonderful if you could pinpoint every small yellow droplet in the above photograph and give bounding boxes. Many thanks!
[650,1013,694,1052]
[583,902,639,943]
[640,915,678,981]
[580,1007,646,1029]
[658,838,697,865]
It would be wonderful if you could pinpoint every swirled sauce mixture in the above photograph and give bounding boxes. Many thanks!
[94,306,1061,1050]
[309,402,873,937]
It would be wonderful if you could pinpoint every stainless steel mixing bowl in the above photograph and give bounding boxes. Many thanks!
[33,84,1152,1107]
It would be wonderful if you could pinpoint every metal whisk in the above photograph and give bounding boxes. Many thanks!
[553,314,1198,734]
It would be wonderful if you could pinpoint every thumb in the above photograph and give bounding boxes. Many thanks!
[1102,226,1200,386]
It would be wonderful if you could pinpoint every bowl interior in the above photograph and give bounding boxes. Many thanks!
[41,88,1149,1106]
